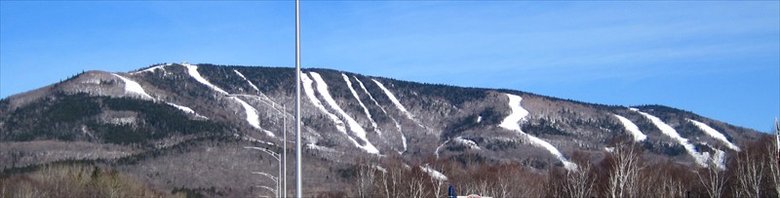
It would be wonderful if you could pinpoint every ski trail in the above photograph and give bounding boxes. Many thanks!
[231,96,275,138]
[354,77,388,115]
[631,108,709,166]
[309,72,379,154]
[303,73,375,153]
[371,79,418,123]
[166,102,208,119]
[688,119,740,151]
[232,69,287,115]
[500,93,577,171]
[355,76,406,153]
[434,139,452,159]
[184,64,229,95]
[132,63,171,75]
[301,73,347,132]
[613,114,648,142]
[233,69,261,93]
[111,73,154,100]
[342,74,380,133]
[183,64,274,137]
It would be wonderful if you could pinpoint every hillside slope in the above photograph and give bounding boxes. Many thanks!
[0,63,766,196]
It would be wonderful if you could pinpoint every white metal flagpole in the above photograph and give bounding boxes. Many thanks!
[294,0,303,197]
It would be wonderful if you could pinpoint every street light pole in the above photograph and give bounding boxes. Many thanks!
[283,105,287,197]
[245,147,282,198]
[294,0,303,197]
[252,173,279,198]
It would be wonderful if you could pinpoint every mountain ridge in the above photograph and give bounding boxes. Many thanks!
[0,62,769,197]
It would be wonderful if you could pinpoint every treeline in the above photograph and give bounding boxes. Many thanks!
[0,164,174,198]
[1,93,226,145]
[344,136,780,198]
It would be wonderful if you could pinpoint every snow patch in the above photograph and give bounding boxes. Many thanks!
[166,102,208,119]
[342,74,379,132]
[632,109,709,166]
[306,143,342,154]
[375,166,387,173]
[235,133,274,146]
[454,136,480,150]
[132,63,170,74]
[613,114,647,142]
[711,149,727,170]
[420,165,448,181]
[184,64,229,95]
[111,73,154,100]
[233,69,260,93]
[82,78,102,85]
[310,72,379,154]
[499,93,577,171]
[688,119,740,151]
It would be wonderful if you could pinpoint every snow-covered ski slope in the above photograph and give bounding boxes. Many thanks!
[688,119,740,151]
[111,73,153,100]
[184,64,229,95]
[166,102,207,119]
[372,79,417,123]
[355,77,406,152]
[499,93,577,171]
[233,69,260,93]
[342,74,379,131]
[301,73,347,132]
[631,108,709,166]
[613,114,647,142]
[309,72,379,154]
[230,96,274,137]
[301,72,379,154]
[183,64,274,137]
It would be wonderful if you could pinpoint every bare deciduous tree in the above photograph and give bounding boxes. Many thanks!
[606,144,641,198]
[697,160,727,198]
[404,170,427,198]
[733,150,764,198]
[355,162,376,198]
[563,163,594,198]
[427,165,446,198]
[770,119,780,196]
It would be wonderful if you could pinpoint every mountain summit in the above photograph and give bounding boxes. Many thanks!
[0,63,766,196]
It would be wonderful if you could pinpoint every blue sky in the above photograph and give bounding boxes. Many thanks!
[1,1,778,132]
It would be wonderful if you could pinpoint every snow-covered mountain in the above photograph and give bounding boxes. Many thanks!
[0,63,766,196]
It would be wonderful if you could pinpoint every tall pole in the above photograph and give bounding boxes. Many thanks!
[282,105,287,197]
[294,0,303,197]
[278,156,281,198]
